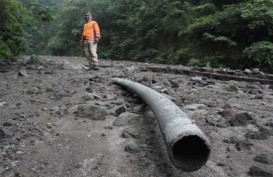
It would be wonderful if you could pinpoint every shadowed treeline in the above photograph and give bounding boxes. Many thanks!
[1,0,273,73]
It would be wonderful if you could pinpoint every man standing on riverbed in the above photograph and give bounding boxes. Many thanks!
[80,11,101,70]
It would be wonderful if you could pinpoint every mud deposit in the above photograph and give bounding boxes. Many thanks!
[0,56,273,177]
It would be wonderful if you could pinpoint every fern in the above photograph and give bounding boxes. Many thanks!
[202,33,237,46]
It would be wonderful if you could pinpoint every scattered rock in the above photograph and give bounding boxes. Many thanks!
[191,76,203,81]
[54,90,70,99]
[252,68,260,74]
[244,69,251,74]
[0,102,7,107]
[75,104,107,120]
[124,143,140,153]
[121,129,139,139]
[46,123,53,129]
[106,94,117,100]
[169,79,179,88]
[3,122,13,127]
[254,154,273,165]
[247,124,259,132]
[205,117,227,128]
[235,140,252,151]
[184,104,206,110]
[18,70,29,77]
[81,93,94,101]
[93,93,102,99]
[229,112,254,126]
[126,66,137,73]
[108,104,127,116]
[132,104,146,113]
[247,166,273,177]
[50,106,62,114]
[0,127,14,139]
[113,112,140,126]
[227,85,238,92]
[262,111,273,119]
[220,109,236,118]
[223,136,239,144]
[245,131,269,140]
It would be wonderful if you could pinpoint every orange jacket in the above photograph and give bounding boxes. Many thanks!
[81,21,101,41]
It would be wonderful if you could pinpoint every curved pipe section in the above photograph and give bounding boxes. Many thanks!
[113,78,211,172]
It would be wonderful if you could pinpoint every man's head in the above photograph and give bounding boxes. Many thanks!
[85,11,92,22]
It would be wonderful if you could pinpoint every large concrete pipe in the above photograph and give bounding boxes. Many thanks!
[113,78,211,172]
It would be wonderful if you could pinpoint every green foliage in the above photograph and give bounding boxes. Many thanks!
[162,1,189,34]
[180,4,242,38]
[2,0,273,73]
[0,0,54,60]
[19,0,53,22]
[188,54,227,68]
[0,0,27,60]
[241,0,273,33]
[243,41,273,71]
[18,0,53,54]
[173,0,273,72]
[27,54,46,65]
[0,38,13,59]
[202,33,237,47]
[188,58,203,67]
[167,48,192,65]
[193,3,217,16]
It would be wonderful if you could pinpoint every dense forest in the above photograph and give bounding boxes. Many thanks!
[1,0,273,72]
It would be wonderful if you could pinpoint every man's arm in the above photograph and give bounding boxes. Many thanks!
[94,22,101,42]
[80,25,84,45]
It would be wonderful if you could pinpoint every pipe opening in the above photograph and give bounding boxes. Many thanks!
[172,135,210,171]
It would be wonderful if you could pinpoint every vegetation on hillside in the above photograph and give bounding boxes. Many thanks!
[0,0,53,59]
[1,0,273,72]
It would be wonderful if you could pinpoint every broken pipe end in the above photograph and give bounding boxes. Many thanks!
[171,133,211,172]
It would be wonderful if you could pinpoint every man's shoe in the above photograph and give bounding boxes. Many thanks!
[93,66,100,70]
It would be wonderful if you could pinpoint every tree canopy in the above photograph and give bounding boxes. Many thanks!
[0,0,53,59]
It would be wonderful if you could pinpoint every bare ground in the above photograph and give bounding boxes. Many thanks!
[0,56,273,177]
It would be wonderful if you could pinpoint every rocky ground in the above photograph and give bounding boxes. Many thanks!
[0,56,273,177]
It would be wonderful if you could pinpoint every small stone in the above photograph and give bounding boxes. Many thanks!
[18,70,29,77]
[121,129,138,139]
[0,102,7,107]
[229,112,254,126]
[235,141,252,151]
[15,172,23,177]
[245,131,269,140]
[191,76,202,81]
[247,166,273,177]
[227,85,238,92]
[244,69,251,74]
[0,128,14,138]
[247,124,259,132]
[108,104,127,116]
[124,143,140,153]
[3,122,13,127]
[41,107,47,111]
[75,104,107,120]
[46,123,53,129]
[252,68,260,74]
[254,154,273,165]
[220,109,236,118]
[184,104,206,110]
